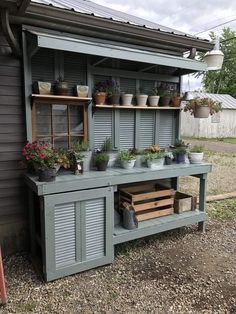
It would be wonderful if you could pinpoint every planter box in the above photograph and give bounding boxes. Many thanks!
[119,183,174,222]
[174,192,196,214]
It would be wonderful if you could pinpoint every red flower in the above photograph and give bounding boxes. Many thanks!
[39,153,46,159]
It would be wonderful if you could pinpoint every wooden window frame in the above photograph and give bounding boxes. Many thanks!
[31,94,91,148]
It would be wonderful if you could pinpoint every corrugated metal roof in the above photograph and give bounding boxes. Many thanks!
[190,92,236,110]
[31,0,195,38]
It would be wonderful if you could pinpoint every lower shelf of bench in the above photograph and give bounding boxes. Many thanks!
[113,210,206,244]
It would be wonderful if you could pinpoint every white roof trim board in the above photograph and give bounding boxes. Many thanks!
[31,0,196,38]
[31,30,207,72]
[190,92,236,109]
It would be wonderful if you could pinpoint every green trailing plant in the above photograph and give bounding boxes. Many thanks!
[184,97,222,115]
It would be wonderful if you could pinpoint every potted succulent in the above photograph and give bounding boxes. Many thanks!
[93,151,109,171]
[93,80,107,105]
[148,87,160,107]
[136,87,148,107]
[22,141,58,182]
[121,90,133,106]
[117,150,136,169]
[55,76,68,95]
[144,151,165,169]
[173,146,188,164]
[184,97,222,118]
[106,79,120,105]
[189,145,204,164]
[159,90,172,106]
[171,92,182,107]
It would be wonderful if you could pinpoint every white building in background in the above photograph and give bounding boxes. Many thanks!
[181,93,236,138]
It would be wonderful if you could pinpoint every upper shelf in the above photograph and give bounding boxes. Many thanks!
[31,94,92,105]
[94,104,181,110]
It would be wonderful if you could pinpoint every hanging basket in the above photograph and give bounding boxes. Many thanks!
[194,106,210,118]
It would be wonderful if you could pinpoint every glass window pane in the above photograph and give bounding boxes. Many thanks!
[54,136,69,149]
[52,104,68,134]
[36,104,51,136]
[70,105,83,135]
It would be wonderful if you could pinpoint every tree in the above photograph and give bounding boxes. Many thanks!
[202,28,236,97]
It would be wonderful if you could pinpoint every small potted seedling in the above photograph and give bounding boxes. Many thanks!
[148,87,160,107]
[171,92,182,107]
[159,90,171,106]
[117,150,136,169]
[100,137,118,167]
[55,76,68,95]
[189,145,204,164]
[136,87,148,107]
[129,148,144,167]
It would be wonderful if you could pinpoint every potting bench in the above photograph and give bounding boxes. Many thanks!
[25,162,211,281]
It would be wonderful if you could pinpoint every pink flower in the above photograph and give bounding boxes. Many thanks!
[39,153,46,159]
[26,156,31,160]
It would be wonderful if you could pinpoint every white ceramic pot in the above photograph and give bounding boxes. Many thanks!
[136,94,148,106]
[107,151,118,168]
[121,159,136,169]
[148,95,160,107]
[121,94,133,106]
[147,158,164,169]
[82,150,92,171]
[135,155,144,167]
[189,152,204,164]
[77,85,89,97]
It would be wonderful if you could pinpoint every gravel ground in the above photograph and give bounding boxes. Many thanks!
[1,148,236,314]
[0,216,235,314]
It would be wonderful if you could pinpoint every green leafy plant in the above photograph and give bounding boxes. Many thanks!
[117,150,135,162]
[184,97,222,115]
[71,140,90,152]
[144,151,165,161]
[128,148,143,155]
[101,137,112,152]
[93,152,109,163]
[173,146,187,156]
[190,145,204,153]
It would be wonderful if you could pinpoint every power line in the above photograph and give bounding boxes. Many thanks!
[195,17,236,35]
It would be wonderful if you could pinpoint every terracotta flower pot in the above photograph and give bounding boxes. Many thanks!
[172,96,182,107]
[94,92,106,105]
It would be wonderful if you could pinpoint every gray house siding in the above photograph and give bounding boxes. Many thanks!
[0,31,28,254]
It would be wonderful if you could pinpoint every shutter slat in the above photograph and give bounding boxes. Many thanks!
[94,109,112,149]
[120,110,135,149]
[54,202,76,268]
[158,111,174,148]
[139,111,155,148]
[85,198,105,260]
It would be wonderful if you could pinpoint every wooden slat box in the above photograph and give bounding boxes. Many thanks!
[119,183,175,222]
[174,191,196,214]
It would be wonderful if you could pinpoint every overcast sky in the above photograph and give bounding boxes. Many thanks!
[92,0,236,91]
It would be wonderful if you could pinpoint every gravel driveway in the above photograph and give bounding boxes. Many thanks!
[0,217,235,314]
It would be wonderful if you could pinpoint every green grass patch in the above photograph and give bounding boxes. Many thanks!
[16,302,37,312]
[183,136,236,144]
[208,199,236,220]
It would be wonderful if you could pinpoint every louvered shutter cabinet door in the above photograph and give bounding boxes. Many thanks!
[158,111,176,148]
[43,187,114,281]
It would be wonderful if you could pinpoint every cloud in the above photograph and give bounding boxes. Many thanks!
[92,0,236,36]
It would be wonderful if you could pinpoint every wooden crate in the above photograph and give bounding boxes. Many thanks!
[174,191,196,214]
[119,183,174,222]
